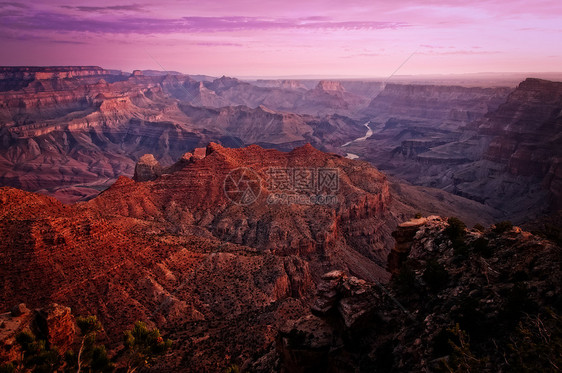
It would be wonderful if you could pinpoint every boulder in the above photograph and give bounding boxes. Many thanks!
[32,303,75,351]
[133,154,162,182]
[10,303,29,317]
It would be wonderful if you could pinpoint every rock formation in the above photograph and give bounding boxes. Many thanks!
[387,217,428,274]
[345,78,562,221]
[133,154,163,181]
[0,141,504,371]
[33,304,76,352]
[277,270,383,372]
[0,303,75,364]
[278,216,562,372]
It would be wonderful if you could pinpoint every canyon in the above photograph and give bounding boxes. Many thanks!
[344,78,562,220]
[0,66,561,371]
[2,66,560,221]
[0,141,502,371]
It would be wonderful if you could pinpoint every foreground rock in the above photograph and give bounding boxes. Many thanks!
[133,154,163,181]
[278,216,562,372]
[0,303,75,363]
[277,270,385,372]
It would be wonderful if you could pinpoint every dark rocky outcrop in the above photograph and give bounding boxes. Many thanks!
[277,270,383,372]
[278,216,562,372]
[387,217,428,274]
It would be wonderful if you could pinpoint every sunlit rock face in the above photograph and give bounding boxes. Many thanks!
[0,142,405,371]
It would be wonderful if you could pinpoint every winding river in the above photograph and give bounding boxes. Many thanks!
[342,121,372,159]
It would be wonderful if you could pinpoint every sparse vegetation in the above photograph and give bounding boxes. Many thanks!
[507,310,562,372]
[445,217,467,240]
[14,330,62,372]
[493,220,513,234]
[74,315,113,373]
[224,364,241,373]
[441,324,488,372]
[4,317,171,373]
[123,321,172,373]
[451,237,469,257]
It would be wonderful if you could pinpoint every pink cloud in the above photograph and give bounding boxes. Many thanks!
[0,0,561,77]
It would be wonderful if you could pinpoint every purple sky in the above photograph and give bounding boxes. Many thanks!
[1,0,561,77]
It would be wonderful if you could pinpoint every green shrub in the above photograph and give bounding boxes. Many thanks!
[77,315,102,336]
[91,345,112,372]
[15,330,35,350]
[452,237,469,257]
[422,260,449,292]
[14,330,63,372]
[225,365,240,373]
[441,324,488,372]
[123,321,172,372]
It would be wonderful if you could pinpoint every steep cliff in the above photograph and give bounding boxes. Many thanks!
[348,78,562,221]
[365,83,511,123]
[451,78,562,217]
[346,83,512,186]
